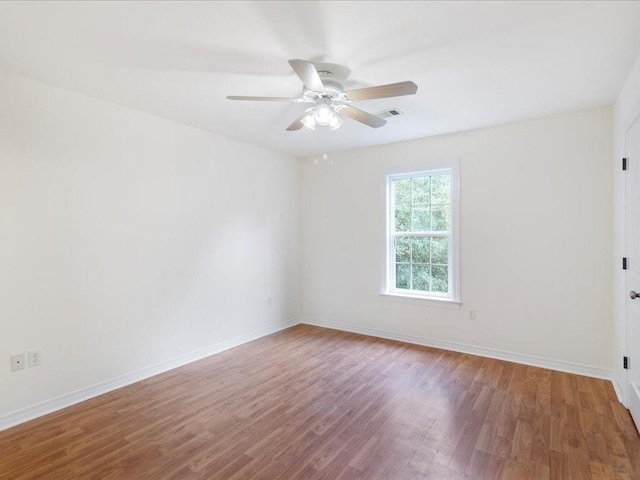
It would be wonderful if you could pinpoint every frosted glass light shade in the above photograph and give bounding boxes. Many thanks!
[315,104,334,125]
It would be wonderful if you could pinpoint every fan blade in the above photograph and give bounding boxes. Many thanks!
[289,59,325,92]
[227,96,297,102]
[345,81,418,101]
[286,110,310,131]
[339,106,387,128]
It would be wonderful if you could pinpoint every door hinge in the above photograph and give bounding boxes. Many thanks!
[624,356,629,369]
[623,257,628,270]
[623,157,628,171]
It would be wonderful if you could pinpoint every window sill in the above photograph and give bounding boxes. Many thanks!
[379,292,462,309]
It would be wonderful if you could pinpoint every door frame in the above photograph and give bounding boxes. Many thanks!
[624,110,640,413]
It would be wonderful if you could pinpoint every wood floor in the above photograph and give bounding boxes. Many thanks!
[1,325,639,480]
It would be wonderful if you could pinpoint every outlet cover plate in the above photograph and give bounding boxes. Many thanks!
[11,353,25,371]
[28,350,42,367]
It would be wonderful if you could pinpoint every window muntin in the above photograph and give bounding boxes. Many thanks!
[387,169,457,300]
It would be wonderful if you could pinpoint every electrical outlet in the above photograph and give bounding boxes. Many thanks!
[10,353,25,371]
[28,350,42,367]
[468,310,476,321]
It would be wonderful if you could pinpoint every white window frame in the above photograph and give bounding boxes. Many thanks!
[383,165,461,307]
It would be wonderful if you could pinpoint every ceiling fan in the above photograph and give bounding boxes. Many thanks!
[227,59,418,131]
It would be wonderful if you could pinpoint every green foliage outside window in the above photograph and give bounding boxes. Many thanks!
[391,173,451,294]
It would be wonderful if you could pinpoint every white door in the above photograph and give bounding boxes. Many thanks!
[626,115,640,433]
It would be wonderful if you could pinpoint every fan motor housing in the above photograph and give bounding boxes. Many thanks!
[315,62,350,91]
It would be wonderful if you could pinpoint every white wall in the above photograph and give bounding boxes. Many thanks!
[613,55,640,401]
[0,68,620,427]
[0,73,299,420]
[300,108,613,371]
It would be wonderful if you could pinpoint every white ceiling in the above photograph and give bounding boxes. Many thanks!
[0,1,639,157]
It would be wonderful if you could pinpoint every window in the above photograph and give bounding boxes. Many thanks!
[386,167,459,303]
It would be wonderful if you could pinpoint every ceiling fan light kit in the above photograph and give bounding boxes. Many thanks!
[227,59,418,132]
[300,100,344,131]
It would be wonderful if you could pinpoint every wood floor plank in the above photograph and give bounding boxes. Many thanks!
[1,324,639,479]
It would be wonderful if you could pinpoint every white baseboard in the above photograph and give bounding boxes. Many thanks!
[300,317,614,382]
[613,370,626,406]
[0,318,299,432]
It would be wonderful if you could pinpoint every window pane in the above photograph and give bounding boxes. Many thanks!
[394,179,411,206]
[430,237,448,265]
[413,264,430,291]
[412,207,430,231]
[411,237,429,264]
[431,175,450,205]
[411,177,430,205]
[396,263,411,289]
[431,205,450,231]
[388,169,456,300]
[395,207,411,232]
[395,236,411,263]
[431,265,448,293]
